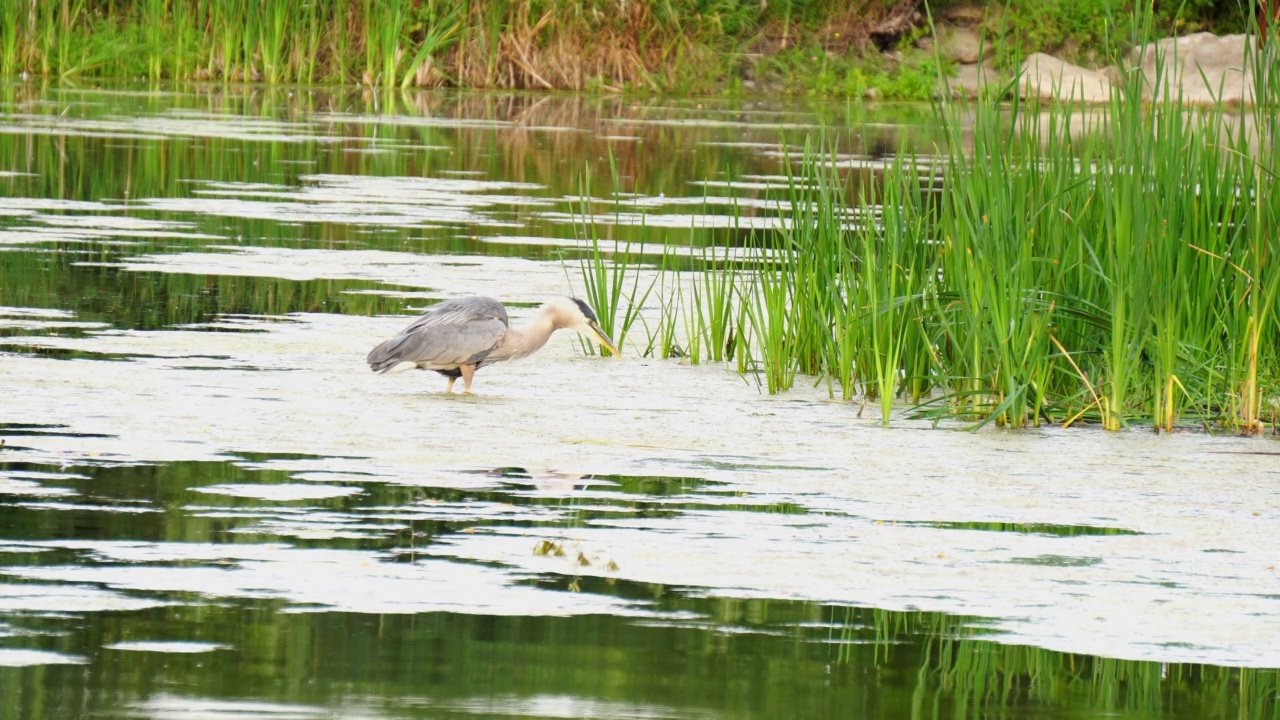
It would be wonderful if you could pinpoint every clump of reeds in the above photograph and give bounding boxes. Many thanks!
[572,155,654,357]
[636,11,1280,433]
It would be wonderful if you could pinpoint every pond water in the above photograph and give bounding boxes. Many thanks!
[0,84,1278,719]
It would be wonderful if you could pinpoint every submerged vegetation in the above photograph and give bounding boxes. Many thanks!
[0,0,1255,96]
[584,21,1280,433]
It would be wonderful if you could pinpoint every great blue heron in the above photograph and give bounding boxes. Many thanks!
[366,296,620,393]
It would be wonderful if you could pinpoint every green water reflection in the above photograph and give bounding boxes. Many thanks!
[0,84,921,333]
[1,584,1276,719]
[0,457,1276,719]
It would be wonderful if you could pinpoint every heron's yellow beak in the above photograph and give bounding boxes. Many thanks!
[586,321,622,359]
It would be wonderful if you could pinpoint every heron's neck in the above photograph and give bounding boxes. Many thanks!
[500,312,558,361]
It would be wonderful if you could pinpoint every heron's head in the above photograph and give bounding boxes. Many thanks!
[546,297,621,358]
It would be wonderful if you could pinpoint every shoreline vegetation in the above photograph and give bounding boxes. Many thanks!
[0,1,1260,97]
[577,10,1278,434]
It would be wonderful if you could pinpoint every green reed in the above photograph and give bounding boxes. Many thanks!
[856,158,933,424]
[742,246,799,394]
[572,158,654,357]
[258,0,289,84]
[679,189,742,365]
[402,2,463,89]
[677,276,703,366]
[0,4,17,77]
[926,33,1278,432]
[692,241,740,364]
[783,143,844,380]
[0,0,456,86]
[640,241,684,360]
[628,9,1279,432]
[1237,30,1280,434]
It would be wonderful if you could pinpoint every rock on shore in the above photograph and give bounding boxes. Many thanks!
[940,29,1260,106]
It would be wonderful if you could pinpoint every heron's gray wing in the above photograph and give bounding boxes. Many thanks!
[367,297,510,372]
[399,296,509,336]
[367,318,508,369]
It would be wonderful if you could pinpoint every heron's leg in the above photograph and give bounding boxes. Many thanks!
[460,364,476,394]
[445,377,456,394]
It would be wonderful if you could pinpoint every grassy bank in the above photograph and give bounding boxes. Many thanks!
[594,19,1279,433]
[0,1,1254,95]
[1,0,910,91]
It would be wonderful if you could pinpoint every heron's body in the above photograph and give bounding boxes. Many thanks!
[366,296,618,393]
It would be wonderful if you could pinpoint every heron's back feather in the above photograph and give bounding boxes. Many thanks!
[397,296,508,335]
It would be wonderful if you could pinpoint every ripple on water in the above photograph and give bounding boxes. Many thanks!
[0,477,77,497]
[192,483,364,501]
[0,582,172,613]
[4,543,653,617]
[429,695,714,720]
[132,175,551,229]
[123,696,331,719]
[104,641,229,653]
[0,649,87,667]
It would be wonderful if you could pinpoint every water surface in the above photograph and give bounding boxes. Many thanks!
[0,84,1277,718]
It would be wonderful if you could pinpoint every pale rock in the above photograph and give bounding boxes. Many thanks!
[1126,33,1256,106]
[916,24,991,65]
[940,60,1000,99]
[1019,53,1114,104]
[939,25,991,65]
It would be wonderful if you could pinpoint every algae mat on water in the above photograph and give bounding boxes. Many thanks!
[3,302,1279,667]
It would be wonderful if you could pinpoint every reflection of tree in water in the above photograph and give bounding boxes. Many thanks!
[0,86,938,332]
[0,453,1274,718]
[0,248,407,331]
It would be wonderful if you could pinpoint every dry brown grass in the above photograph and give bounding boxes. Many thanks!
[438,0,715,91]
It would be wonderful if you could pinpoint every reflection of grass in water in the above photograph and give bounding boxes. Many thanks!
[0,459,393,549]
[1007,554,1102,567]
[514,576,1280,717]
[6,589,1271,719]
[0,460,803,552]
[838,605,1280,717]
[0,87,808,335]
[0,346,236,364]
[485,471,805,520]
[896,521,1141,537]
[0,241,411,331]
[0,423,114,439]
[5,459,1276,716]
[587,473,713,496]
